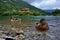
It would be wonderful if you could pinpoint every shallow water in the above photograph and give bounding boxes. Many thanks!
[0,16,60,40]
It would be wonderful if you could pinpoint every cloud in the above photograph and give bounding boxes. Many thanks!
[30,1,41,7]
[53,7,60,9]
[30,0,60,10]
[31,0,56,6]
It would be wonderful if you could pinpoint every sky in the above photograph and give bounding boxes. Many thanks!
[24,0,60,10]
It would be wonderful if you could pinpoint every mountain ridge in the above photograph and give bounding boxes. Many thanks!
[0,0,46,16]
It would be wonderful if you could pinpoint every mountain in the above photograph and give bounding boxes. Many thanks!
[43,10,55,13]
[0,0,46,16]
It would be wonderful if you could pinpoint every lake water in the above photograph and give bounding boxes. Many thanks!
[0,16,60,40]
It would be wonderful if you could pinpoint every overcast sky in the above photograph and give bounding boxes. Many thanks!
[24,0,60,10]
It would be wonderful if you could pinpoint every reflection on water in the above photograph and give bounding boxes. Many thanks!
[0,16,60,40]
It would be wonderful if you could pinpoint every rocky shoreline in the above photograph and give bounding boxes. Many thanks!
[0,23,60,40]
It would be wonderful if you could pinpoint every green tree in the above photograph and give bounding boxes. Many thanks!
[52,9,60,16]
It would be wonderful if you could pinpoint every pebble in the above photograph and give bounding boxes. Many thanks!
[0,24,60,40]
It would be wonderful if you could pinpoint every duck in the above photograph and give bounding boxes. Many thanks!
[35,19,49,32]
